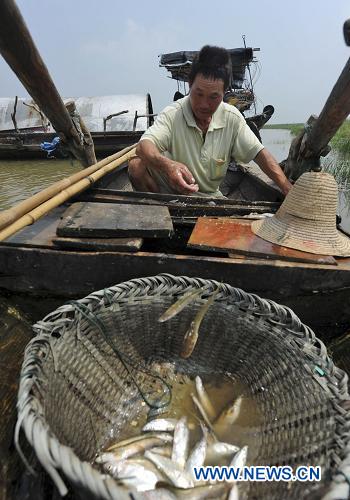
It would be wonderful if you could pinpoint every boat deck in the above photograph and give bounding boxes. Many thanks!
[0,188,350,338]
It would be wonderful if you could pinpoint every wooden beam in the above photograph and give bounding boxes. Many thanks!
[306,57,350,155]
[0,0,95,166]
[284,28,350,180]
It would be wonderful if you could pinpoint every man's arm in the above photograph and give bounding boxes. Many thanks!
[254,148,292,196]
[136,139,199,194]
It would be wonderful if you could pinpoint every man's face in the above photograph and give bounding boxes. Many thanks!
[189,74,225,121]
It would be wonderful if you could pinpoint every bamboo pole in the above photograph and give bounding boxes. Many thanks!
[0,147,136,242]
[0,144,137,231]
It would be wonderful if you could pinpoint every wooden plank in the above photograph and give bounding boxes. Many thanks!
[188,218,338,265]
[53,236,143,252]
[0,203,143,251]
[77,192,279,218]
[57,202,173,238]
[83,187,280,208]
[0,205,66,248]
[0,245,350,337]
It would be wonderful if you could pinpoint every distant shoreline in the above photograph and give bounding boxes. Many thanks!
[264,122,350,155]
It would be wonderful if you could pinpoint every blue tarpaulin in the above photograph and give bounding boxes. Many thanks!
[40,136,60,158]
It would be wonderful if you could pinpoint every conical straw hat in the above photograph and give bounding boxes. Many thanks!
[251,171,350,257]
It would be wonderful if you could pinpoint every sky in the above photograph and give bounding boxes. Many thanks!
[1,0,349,124]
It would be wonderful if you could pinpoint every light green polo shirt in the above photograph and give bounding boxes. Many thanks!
[140,96,264,195]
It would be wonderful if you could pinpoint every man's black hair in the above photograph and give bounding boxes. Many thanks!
[188,45,232,90]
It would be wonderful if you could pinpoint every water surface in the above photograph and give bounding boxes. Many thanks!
[261,129,350,233]
[0,158,81,210]
[0,129,349,230]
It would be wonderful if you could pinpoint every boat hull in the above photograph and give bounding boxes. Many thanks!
[1,244,349,339]
[0,130,143,159]
[0,169,348,340]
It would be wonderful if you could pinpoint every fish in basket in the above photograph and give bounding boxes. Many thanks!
[16,274,350,499]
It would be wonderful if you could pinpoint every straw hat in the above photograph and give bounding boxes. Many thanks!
[251,171,350,257]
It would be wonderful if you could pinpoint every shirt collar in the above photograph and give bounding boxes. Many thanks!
[180,96,226,131]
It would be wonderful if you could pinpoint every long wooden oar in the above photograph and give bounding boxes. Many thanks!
[0,0,95,166]
[0,144,136,231]
[284,19,350,180]
[0,147,136,242]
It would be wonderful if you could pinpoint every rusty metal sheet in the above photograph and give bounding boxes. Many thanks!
[188,218,337,265]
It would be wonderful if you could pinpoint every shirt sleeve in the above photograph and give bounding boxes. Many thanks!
[139,105,174,153]
[230,114,264,164]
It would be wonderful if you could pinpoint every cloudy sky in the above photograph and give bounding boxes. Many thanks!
[1,0,349,123]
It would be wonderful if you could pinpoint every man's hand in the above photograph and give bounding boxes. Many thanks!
[254,148,292,197]
[279,178,293,196]
[162,161,199,194]
[136,140,199,195]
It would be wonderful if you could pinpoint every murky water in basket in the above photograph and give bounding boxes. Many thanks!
[102,360,262,467]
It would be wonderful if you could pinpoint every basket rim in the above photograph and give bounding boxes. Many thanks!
[16,273,350,500]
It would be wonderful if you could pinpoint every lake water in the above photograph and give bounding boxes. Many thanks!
[0,129,349,231]
[0,158,81,210]
[260,129,350,234]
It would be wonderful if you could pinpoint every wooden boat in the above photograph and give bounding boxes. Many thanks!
[0,46,274,159]
[0,162,350,341]
[1,5,350,340]
[0,94,154,159]
[1,7,350,499]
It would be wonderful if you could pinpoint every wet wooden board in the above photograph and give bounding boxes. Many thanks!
[82,187,280,208]
[0,206,67,248]
[53,236,143,252]
[188,218,337,265]
[57,202,173,238]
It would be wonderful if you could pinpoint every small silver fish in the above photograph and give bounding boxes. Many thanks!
[158,289,204,323]
[99,434,173,461]
[227,483,240,500]
[191,393,215,432]
[145,450,194,489]
[142,418,178,433]
[206,442,240,463]
[195,376,216,421]
[150,445,173,458]
[181,288,219,359]
[105,459,164,491]
[229,445,248,469]
[95,452,120,465]
[185,435,207,476]
[155,483,230,499]
[171,416,190,470]
[106,432,166,451]
[142,488,177,499]
[199,422,217,446]
[213,396,243,435]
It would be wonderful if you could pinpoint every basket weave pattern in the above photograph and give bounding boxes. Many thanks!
[16,274,350,499]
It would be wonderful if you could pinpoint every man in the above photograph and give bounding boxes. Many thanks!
[129,45,292,197]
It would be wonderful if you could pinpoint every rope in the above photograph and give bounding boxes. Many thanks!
[68,300,172,410]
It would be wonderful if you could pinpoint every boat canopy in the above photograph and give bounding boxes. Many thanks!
[0,94,152,133]
[159,48,256,88]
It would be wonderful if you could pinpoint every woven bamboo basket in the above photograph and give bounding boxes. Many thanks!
[16,274,350,499]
